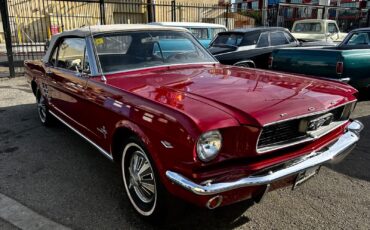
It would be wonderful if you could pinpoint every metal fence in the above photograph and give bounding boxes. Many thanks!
[0,0,369,77]
[1,0,241,76]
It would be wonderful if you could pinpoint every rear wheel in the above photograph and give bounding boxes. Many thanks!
[121,137,166,222]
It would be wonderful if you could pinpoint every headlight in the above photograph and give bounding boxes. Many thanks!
[196,130,222,162]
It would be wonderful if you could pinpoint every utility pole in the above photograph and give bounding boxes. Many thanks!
[0,0,15,77]
[262,0,269,26]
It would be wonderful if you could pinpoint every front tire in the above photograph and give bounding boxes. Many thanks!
[121,137,166,222]
[36,90,54,126]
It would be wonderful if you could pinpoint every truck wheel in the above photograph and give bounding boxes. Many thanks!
[121,137,166,222]
[36,90,54,126]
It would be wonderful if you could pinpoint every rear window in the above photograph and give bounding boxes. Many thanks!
[212,32,259,47]
[293,23,322,33]
[213,33,244,46]
[270,32,289,46]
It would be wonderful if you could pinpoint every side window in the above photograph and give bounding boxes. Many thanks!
[328,23,338,33]
[270,32,289,46]
[56,38,86,72]
[257,33,269,47]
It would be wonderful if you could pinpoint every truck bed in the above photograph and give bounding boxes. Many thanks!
[271,47,370,89]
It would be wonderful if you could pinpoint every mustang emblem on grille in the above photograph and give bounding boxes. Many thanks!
[299,113,334,133]
[307,113,334,131]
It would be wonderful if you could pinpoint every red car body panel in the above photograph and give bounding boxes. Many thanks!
[25,58,358,208]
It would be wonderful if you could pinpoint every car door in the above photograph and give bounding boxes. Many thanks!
[45,37,91,132]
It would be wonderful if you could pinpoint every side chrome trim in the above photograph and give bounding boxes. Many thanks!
[166,120,363,196]
[49,111,114,161]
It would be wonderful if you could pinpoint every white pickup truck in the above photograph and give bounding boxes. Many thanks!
[291,19,347,43]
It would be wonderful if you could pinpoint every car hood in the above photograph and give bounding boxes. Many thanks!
[105,64,357,126]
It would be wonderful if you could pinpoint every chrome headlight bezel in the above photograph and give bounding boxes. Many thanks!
[196,130,222,162]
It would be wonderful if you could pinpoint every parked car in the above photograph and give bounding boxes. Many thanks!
[25,24,363,221]
[208,27,302,68]
[271,27,370,91]
[291,19,347,43]
[149,22,227,47]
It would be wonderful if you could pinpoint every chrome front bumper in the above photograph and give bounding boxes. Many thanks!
[166,120,363,196]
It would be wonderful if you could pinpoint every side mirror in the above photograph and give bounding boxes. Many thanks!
[80,66,91,78]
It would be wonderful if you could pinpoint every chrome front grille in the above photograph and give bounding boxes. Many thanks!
[258,119,304,148]
[257,103,355,153]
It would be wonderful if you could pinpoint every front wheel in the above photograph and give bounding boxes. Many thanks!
[36,90,54,126]
[121,138,166,221]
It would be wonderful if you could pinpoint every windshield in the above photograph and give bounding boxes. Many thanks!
[94,31,216,73]
[293,23,322,33]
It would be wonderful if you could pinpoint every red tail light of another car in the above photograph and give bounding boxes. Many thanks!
[336,61,344,75]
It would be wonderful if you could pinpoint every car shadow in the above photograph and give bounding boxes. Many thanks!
[159,199,253,229]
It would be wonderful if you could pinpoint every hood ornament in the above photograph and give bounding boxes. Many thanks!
[308,107,315,112]
[280,113,287,118]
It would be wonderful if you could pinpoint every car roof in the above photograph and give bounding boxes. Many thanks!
[219,27,288,34]
[51,24,188,38]
[349,27,370,33]
[149,22,227,29]
[293,19,337,23]
[43,24,189,63]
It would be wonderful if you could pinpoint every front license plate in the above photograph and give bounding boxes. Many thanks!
[293,166,320,190]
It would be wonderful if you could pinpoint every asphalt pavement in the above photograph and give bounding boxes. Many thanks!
[1,77,370,230]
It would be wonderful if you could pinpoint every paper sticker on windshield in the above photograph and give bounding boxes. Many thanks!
[94,37,104,45]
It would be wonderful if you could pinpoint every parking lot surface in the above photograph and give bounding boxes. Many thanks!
[1,77,370,229]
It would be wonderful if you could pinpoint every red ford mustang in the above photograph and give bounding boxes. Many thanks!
[25,24,363,220]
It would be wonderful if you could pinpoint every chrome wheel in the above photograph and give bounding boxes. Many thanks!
[122,142,157,216]
[129,150,155,203]
[37,96,47,123]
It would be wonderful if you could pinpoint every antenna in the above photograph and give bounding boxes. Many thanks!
[89,25,107,83]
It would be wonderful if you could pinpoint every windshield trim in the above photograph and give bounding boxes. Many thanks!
[90,62,218,77]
